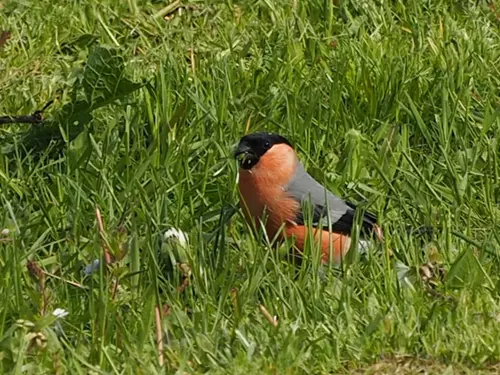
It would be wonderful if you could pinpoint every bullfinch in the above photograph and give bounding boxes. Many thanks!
[234,132,383,264]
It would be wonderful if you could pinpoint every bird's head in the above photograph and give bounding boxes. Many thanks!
[234,132,293,170]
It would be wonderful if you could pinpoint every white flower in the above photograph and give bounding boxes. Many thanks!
[52,308,69,319]
[52,308,68,337]
[163,228,188,248]
[1,228,10,236]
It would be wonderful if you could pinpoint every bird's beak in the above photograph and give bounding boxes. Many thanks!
[233,143,253,159]
[234,142,258,170]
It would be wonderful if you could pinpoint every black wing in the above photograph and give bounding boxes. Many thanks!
[286,162,378,236]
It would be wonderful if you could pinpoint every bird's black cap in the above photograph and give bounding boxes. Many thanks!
[234,132,292,169]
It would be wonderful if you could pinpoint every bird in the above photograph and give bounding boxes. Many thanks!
[233,131,384,264]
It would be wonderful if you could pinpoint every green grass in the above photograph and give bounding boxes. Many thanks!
[1,0,500,373]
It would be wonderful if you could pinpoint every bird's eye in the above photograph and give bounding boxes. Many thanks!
[264,141,271,149]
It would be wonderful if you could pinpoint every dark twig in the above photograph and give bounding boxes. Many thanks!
[0,100,53,125]
[176,263,191,293]
[27,259,49,316]
[0,31,11,48]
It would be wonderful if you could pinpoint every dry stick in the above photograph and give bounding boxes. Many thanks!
[0,112,43,125]
[0,30,11,48]
[177,263,191,293]
[155,305,165,367]
[177,276,190,293]
[94,206,112,265]
[153,0,181,19]
[27,260,48,316]
[94,207,125,353]
[0,100,53,125]
[111,279,120,299]
[190,47,195,75]
[95,208,126,304]
[42,271,87,289]
[259,304,278,328]
[490,1,500,23]
[95,207,121,301]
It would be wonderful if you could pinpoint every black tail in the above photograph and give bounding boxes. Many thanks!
[345,201,379,236]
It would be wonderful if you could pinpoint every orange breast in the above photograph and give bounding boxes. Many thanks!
[237,143,351,264]
[238,170,299,239]
[238,143,299,238]
[285,225,351,264]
